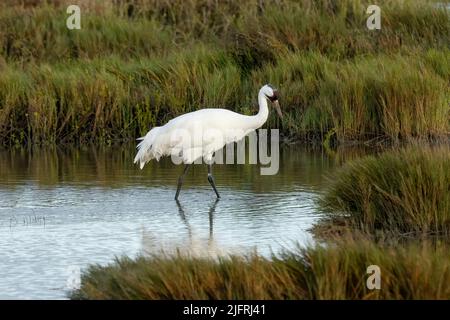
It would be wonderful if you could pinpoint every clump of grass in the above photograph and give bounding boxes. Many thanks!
[319,146,450,235]
[71,238,450,300]
[71,254,298,300]
[253,51,450,141]
[0,67,31,145]
[290,237,450,299]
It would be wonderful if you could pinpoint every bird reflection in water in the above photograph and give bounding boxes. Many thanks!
[141,199,222,257]
[176,199,219,255]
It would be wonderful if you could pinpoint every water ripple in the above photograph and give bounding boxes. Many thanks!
[0,146,336,299]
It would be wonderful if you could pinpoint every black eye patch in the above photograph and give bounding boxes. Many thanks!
[271,90,279,101]
[266,90,279,102]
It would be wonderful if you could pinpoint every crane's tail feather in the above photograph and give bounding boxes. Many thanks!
[134,127,161,169]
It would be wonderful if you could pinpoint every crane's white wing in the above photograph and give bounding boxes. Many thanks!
[134,108,257,169]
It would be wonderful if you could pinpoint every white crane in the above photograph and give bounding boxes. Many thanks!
[134,84,282,200]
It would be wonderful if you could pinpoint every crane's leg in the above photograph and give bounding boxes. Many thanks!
[207,164,220,198]
[175,164,191,200]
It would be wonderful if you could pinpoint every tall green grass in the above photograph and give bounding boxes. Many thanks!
[320,146,450,235]
[0,0,449,145]
[1,50,448,145]
[0,47,245,144]
[1,1,448,63]
[71,238,450,300]
[253,52,450,140]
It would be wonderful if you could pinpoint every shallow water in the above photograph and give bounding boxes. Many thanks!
[0,144,347,299]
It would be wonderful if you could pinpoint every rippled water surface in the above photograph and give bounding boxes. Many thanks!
[0,144,346,299]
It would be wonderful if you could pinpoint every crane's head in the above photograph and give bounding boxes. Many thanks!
[262,84,282,119]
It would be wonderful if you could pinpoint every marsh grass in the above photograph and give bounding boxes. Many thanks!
[319,146,450,235]
[0,0,449,144]
[2,1,448,62]
[1,50,448,145]
[71,237,450,300]
[253,52,450,140]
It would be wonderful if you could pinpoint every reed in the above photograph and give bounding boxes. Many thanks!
[1,50,448,145]
[320,146,450,235]
[1,1,448,63]
[252,51,450,140]
[71,237,450,300]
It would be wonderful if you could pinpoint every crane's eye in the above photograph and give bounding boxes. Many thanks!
[271,90,279,101]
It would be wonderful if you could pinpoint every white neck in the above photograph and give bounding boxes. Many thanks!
[250,89,269,129]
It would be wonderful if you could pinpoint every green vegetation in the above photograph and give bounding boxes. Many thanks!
[71,238,450,300]
[319,146,450,235]
[0,0,449,145]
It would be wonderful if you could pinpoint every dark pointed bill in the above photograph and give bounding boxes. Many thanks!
[273,100,282,119]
